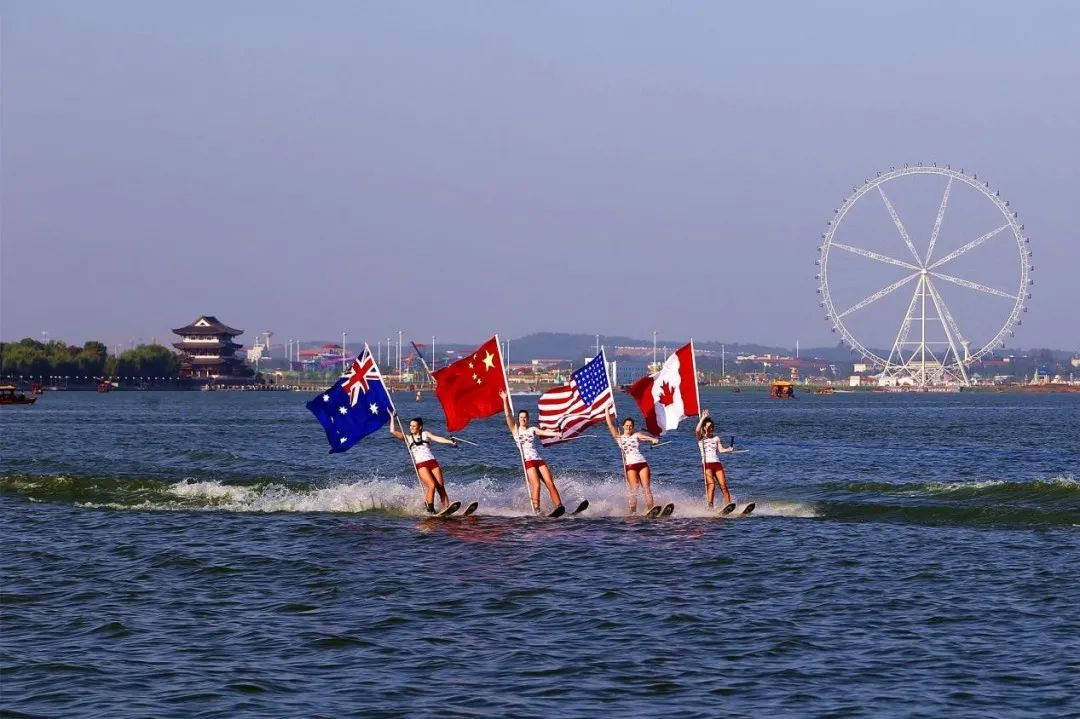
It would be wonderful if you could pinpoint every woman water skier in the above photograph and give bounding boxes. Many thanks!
[389,413,458,514]
[499,390,564,515]
[604,406,661,514]
[695,409,734,509]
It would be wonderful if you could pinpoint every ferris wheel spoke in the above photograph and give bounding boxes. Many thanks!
[877,186,924,265]
[831,242,920,271]
[930,271,1017,300]
[884,281,924,370]
[928,223,1010,270]
[924,177,953,265]
[836,272,920,320]
[925,277,969,348]
[925,279,971,381]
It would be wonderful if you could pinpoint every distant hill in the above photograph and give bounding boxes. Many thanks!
[324,333,1069,366]
[503,333,860,362]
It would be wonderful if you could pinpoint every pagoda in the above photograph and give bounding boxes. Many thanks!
[172,316,252,379]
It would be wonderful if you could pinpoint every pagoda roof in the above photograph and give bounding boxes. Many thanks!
[173,339,242,350]
[184,356,248,365]
[172,316,243,336]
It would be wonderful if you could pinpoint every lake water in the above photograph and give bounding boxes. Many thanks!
[2,390,1077,717]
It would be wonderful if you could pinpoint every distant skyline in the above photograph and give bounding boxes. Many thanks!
[3,2,1078,351]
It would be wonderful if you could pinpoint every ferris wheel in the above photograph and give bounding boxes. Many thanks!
[816,164,1033,387]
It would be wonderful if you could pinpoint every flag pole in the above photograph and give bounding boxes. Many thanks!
[689,338,701,414]
[602,347,633,513]
[410,341,436,388]
[393,412,427,507]
[410,340,435,379]
[496,333,534,512]
[690,338,710,509]
[375,343,425,508]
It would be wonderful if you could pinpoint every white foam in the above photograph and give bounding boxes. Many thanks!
[167,480,258,502]
[72,473,819,519]
[750,500,819,518]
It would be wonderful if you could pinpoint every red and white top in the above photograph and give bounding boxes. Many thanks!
[618,435,647,466]
[699,436,723,464]
[514,427,543,462]
[408,432,436,464]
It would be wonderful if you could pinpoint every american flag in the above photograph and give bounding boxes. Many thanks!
[537,349,614,446]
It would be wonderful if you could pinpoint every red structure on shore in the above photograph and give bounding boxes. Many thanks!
[172,316,252,379]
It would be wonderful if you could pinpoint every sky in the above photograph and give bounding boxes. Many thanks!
[2,1,1078,353]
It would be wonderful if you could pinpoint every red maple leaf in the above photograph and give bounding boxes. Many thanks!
[658,381,677,406]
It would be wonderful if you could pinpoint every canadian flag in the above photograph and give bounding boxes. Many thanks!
[627,342,700,435]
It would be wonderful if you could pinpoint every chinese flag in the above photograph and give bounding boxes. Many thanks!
[433,335,508,432]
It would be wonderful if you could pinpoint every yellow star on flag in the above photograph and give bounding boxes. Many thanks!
[482,351,495,371]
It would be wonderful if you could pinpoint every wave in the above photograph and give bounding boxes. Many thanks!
[0,472,813,519]
[814,476,1079,528]
[814,499,1079,529]
[5,473,1074,527]
[823,476,1078,503]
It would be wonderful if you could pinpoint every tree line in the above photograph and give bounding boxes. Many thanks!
[0,339,181,379]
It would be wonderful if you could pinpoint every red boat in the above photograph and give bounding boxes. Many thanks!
[0,385,37,405]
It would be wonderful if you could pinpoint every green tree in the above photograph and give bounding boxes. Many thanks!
[50,347,78,377]
[77,341,109,377]
[1,344,23,375]
[83,341,108,356]
[27,353,51,378]
[114,345,181,377]
[76,350,106,377]
[1,344,46,377]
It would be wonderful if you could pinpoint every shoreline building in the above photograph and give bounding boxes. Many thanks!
[172,316,252,379]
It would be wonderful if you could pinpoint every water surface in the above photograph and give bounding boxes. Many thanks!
[2,390,1077,717]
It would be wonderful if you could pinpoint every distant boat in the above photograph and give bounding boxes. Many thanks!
[0,385,37,406]
[770,380,795,399]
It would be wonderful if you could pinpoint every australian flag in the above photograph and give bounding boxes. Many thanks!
[307,344,395,453]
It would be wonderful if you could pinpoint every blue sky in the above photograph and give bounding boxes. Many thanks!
[2,1,1077,351]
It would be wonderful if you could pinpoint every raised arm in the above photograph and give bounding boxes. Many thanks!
[388,412,405,440]
[604,406,620,439]
[694,409,709,440]
[499,390,515,433]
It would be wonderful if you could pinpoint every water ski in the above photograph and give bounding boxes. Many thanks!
[571,499,589,516]
[645,505,663,519]
[719,502,737,516]
[435,501,462,518]
[548,505,566,518]
[740,502,756,516]
[463,501,479,517]
[660,503,675,517]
